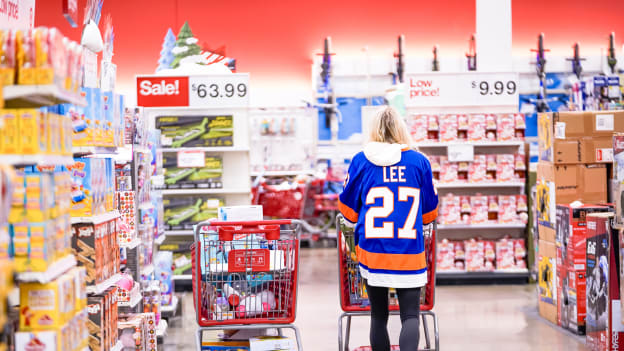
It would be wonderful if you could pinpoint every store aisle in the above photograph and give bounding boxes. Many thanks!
[166,248,585,350]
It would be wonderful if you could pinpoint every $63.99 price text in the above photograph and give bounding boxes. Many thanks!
[192,82,247,99]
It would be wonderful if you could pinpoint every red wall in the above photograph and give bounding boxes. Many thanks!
[35,0,624,101]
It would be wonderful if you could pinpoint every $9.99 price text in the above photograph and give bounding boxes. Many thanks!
[471,80,516,96]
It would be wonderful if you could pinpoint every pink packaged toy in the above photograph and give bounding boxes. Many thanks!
[437,239,455,271]
[439,115,458,142]
[470,196,488,224]
[498,195,518,223]
[460,196,471,224]
[464,239,485,272]
[457,114,469,141]
[427,115,439,141]
[409,115,428,143]
[440,158,458,183]
[487,195,499,222]
[514,113,526,140]
[429,155,441,180]
[441,194,460,224]
[497,114,515,141]
[496,238,516,270]
[496,154,515,182]
[468,155,487,183]
[453,241,466,271]
[468,114,486,141]
[483,240,496,271]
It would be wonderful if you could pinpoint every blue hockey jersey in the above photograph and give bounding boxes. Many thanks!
[339,142,438,288]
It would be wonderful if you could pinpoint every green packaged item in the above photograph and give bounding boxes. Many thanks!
[164,196,224,230]
[156,115,233,148]
[163,153,223,189]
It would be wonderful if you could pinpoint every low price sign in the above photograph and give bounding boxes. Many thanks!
[405,72,519,108]
[136,74,249,108]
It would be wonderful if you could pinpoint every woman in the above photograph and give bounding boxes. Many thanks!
[339,106,438,351]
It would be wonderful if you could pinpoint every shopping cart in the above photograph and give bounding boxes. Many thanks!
[191,219,303,350]
[337,215,439,351]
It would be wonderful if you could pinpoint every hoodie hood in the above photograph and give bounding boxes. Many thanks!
[363,142,407,166]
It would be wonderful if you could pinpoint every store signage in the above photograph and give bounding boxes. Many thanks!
[62,0,78,27]
[83,49,98,88]
[447,144,474,162]
[0,0,35,30]
[177,150,205,168]
[405,72,519,108]
[136,74,250,108]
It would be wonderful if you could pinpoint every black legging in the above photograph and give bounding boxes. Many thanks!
[365,280,421,351]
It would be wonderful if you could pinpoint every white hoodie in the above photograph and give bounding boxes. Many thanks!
[363,142,408,166]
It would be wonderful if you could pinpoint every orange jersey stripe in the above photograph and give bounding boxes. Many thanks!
[338,199,359,223]
[357,246,427,271]
[423,207,438,224]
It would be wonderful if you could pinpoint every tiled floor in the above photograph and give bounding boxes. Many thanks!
[164,248,585,350]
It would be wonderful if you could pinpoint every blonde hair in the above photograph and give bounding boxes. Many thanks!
[369,106,412,145]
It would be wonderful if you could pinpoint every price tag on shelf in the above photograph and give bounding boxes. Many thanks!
[189,74,249,108]
[447,144,474,162]
[177,150,205,168]
[405,72,518,108]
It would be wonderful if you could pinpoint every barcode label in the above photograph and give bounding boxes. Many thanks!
[596,114,614,131]
[554,122,566,139]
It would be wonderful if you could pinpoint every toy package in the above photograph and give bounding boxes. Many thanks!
[427,115,439,141]
[164,196,223,230]
[156,251,174,306]
[514,113,526,140]
[464,239,485,272]
[468,114,486,142]
[439,158,458,183]
[483,240,496,271]
[429,156,440,180]
[468,155,486,183]
[440,194,460,224]
[487,195,499,222]
[439,115,458,142]
[496,238,516,270]
[498,195,518,223]
[470,196,488,224]
[156,115,234,148]
[0,29,16,85]
[496,114,515,141]
[408,115,428,143]
[457,114,469,141]
[163,153,223,189]
[496,154,515,182]
[460,196,471,224]
[437,239,455,271]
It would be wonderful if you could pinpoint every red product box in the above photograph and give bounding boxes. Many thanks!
[441,194,460,224]
[468,114,486,141]
[457,114,469,141]
[437,239,455,271]
[427,115,439,141]
[464,239,484,272]
[497,114,515,141]
[496,154,515,182]
[498,195,518,223]
[468,155,487,183]
[470,196,488,224]
[439,115,458,142]
[586,213,620,350]
[496,238,515,270]
[409,115,429,143]
[440,159,458,183]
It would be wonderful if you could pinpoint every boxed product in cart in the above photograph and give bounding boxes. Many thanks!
[162,153,223,189]
[156,115,234,148]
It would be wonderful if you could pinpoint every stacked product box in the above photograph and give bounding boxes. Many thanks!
[536,111,623,325]
[555,204,611,334]
[0,108,73,157]
[87,287,119,351]
[162,153,223,189]
[437,238,526,272]
[439,194,528,225]
[408,113,525,143]
[156,115,234,148]
[68,158,116,217]
[430,153,525,183]
[71,219,120,286]
[15,267,89,351]
[8,166,73,272]
[163,197,223,231]
[585,212,624,351]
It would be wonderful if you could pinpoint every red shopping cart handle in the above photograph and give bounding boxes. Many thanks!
[208,219,294,227]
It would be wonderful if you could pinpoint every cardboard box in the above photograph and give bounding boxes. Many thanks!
[538,239,557,325]
[539,111,624,163]
[580,137,614,163]
[249,336,296,351]
[537,162,607,228]
[552,139,580,164]
[586,212,623,351]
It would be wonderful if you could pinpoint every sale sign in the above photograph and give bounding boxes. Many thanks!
[136,76,190,107]
[136,74,250,108]
[405,72,519,108]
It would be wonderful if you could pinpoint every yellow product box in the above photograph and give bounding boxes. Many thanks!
[24,173,52,222]
[19,109,46,155]
[19,273,74,330]
[16,30,36,85]
[61,114,73,156]
[1,109,20,154]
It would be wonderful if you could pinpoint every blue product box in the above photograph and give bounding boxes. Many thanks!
[103,91,114,145]
[68,158,94,216]
[155,251,174,306]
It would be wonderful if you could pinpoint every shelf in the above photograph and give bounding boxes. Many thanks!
[87,273,122,294]
[120,238,141,249]
[72,146,119,155]
[437,223,527,230]
[436,270,529,285]
[155,234,167,245]
[143,264,154,276]
[15,255,76,283]
[162,188,250,195]
[118,286,142,308]
[111,340,123,351]
[71,210,120,225]
[435,182,525,189]
[161,295,179,314]
[172,274,192,281]
[251,170,314,177]
[414,141,524,148]
[164,230,194,236]
[0,154,74,166]
[159,146,250,153]
[156,319,168,337]
[3,84,87,108]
